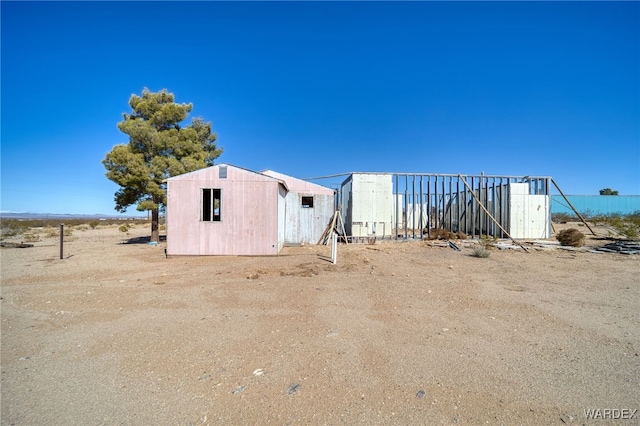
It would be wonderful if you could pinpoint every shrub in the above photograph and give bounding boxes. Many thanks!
[556,228,585,247]
[424,228,460,240]
[591,213,640,240]
[89,220,100,229]
[551,212,576,223]
[472,247,491,258]
[119,224,130,233]
[479,234,497,249]
[23,233,40,242]
[0,220,25,240]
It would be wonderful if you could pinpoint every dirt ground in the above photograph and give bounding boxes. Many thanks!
[1,223,638,425]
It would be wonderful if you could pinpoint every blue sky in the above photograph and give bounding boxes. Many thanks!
[2,1,639,215]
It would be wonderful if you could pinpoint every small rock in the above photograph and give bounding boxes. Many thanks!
[416,390,426,398]
[287,383,301,394]
[231,385,246,395]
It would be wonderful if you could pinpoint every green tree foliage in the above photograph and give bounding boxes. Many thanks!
[599,188,619,195]
[103,88,222,242]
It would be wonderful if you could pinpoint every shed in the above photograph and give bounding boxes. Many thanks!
[261,170,335,245]
[166,164,288,256]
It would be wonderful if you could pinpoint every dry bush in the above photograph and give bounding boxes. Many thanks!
[591,213,640,240]
[472,247,491,258]
[479,234,498,248]
[23,233,40,242]
[556,228,585,247]
[424,228,464,240]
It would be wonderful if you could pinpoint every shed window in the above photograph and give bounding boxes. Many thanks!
[202,188,221,221]
[301,196,314,208]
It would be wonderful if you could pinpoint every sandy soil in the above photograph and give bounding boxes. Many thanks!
[1,223,638,425]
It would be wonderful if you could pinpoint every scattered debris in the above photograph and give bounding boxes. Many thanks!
[252,368,265,376]
[0,242,34,248]
[447,241,461,251]
[591,241,640,255]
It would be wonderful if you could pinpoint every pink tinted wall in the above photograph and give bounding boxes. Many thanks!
[166,165,282,256]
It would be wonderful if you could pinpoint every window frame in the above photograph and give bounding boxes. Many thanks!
[301,196,314,208]
[202,188,221,222]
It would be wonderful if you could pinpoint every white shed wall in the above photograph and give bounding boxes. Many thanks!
[342,174,394,237]
[509,183,550,239]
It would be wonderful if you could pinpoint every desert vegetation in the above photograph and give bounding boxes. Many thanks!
[552,211,640,240]
[0,218,153,242]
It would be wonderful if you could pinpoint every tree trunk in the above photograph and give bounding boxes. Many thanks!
[151,208,160,243]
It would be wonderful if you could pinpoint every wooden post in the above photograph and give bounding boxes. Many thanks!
[337,208,348,245]
[550,178,597,236]
[60,223,64,259]
[458,175,529,252]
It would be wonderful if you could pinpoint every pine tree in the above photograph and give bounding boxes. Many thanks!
[103,88,222,242]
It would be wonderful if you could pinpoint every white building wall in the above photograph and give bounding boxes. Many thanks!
[342,173,394,237]
[509,183,550,239]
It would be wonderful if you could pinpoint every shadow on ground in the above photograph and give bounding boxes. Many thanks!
[122,235,167,245]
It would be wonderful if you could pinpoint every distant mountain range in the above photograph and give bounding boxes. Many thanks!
[0,212,147,220]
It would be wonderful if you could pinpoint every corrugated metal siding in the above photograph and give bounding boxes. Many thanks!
[166,165,281,256]
[551,196,640,215]
[262,170,335,244]
[283,193,335,244]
